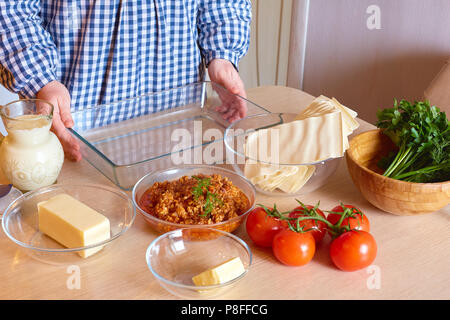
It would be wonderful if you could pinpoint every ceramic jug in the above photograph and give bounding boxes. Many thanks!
[0,99,64,191]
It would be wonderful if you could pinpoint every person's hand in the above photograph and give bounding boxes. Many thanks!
[36,80,81,162]
[208,58,248,122]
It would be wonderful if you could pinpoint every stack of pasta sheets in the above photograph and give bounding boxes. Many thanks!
[296,95,360,150]
[244,95,360,193]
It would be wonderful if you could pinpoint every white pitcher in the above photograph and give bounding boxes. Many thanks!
[0,99,64,191]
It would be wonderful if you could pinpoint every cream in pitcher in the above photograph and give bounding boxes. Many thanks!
[0,99,64,191]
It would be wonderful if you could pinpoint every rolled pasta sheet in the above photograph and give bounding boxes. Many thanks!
[244,162,316,193]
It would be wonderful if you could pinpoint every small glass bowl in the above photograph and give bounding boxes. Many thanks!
[224,113,342,197]
[1,184,136,265]
[132,165,256,235]
[0,185,23,217]
[146,228,252,299]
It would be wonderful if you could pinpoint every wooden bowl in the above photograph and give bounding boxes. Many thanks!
[346,130,450,215]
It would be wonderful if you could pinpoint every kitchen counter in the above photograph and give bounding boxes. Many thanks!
[0,86,449,300]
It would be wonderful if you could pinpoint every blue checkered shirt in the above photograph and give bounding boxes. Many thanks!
[0,0,251,129]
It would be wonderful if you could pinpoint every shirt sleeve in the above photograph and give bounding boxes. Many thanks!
[197,0,252,70]
[0,0,59,98]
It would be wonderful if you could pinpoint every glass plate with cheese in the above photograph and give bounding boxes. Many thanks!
[224,96,360,196]
[146,228,251,299]
[1,184,135,265]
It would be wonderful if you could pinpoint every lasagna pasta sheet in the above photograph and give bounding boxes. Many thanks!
[243,95,359,194]
[244,163,316,193]
[296,95,360,149]
[245,111,344,164]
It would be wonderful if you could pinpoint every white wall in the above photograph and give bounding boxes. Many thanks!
[0,85,18,105]
[239,0,294,89]
[0,85,17,136]
[302,0,450,123]
[241,0,450,123]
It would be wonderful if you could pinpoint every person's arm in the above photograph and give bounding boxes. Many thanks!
[197,0,251,71]
[197,0,252,122]
[0,1,80,161]
[0,0,58,96]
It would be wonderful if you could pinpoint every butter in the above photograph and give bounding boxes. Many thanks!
[192,257,245,286]
[38,194,111,258]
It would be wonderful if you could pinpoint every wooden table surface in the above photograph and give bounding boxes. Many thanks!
[0,86,449,300]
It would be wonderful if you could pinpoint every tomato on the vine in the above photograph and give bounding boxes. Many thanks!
[329,230,377,271]
[246,206,288,248]
[272,229,316,267]
[289,204,327,244]
[246,200,378,272]
[327,204,370,233]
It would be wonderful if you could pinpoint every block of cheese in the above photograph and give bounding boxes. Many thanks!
[192,257,245,286]
[38,194,111,258]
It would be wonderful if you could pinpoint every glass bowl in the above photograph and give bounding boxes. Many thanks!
[224,113,342,197]
[68,81,269,191]
[132,165,256,235]
[1,184,136,265]
[146,228,252,299]
[0,185,23,217]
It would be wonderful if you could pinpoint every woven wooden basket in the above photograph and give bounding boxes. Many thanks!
[346,130,450,215]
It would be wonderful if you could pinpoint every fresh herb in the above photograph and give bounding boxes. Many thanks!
[376,99,450,183]
[192,176,211,201]
[192,176,223,217]
[202,192,223,216]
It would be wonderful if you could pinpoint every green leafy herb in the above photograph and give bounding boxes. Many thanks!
[202,192,223,217]
[192,176,211,201]
[376,99,450,183]
[192,176,223,217]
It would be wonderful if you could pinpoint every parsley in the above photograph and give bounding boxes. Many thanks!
[192,176,211,201]
[376,99,450,183]
[192,176,223,217]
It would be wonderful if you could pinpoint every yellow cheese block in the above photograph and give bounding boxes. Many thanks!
[38,194,111,258]
[192,257,245,286]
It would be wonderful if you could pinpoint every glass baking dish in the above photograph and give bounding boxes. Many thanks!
[68,82,269,190]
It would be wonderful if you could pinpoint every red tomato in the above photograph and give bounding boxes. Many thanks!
[330,231,377,272]
[272,229,316,266]
[246,207,288,248]
[289,205,327,244]
[327,204,370,233]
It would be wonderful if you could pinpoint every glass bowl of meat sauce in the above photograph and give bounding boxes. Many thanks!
[132,165,256,237]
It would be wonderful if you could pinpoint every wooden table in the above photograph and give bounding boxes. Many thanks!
[1,86,449,300]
